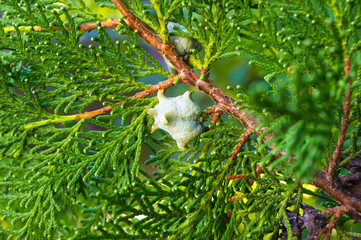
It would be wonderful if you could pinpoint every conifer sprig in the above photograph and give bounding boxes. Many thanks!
[1,0,361,239]
[4,18,121,34]
[111,0,262,134]
[74,74,179,120]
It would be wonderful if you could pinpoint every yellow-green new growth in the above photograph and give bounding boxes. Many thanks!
[146,89,203,150]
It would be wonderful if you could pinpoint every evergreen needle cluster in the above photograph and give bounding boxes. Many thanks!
[0,0,361,239]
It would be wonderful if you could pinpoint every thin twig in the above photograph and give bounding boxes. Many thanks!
[203,105,223,131]
[204,105,222,130]
[328,59,353,179]
[205,105,218,118]
[210,106,223,126]
[226,174,247,180]
[74,75,179,120]
[310,59,361,232]
[225,129,253,185]
[230,129,252,161]
[315,206,346,240]
[34,18,120,32]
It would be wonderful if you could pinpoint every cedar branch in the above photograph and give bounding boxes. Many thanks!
[110,0,262,136]
[109,1,361,232]
[328,59,352,179]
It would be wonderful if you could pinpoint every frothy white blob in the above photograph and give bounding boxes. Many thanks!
[146,90,203,150]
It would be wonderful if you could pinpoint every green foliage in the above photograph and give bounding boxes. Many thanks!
[0,0,361,239]
[229,0,361,181]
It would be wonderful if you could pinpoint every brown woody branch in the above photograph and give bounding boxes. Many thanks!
[308,156,361,237]
[282,202,349,240]
[312,171,361,223]
[328,59,353,179]
[74,75,179,120]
